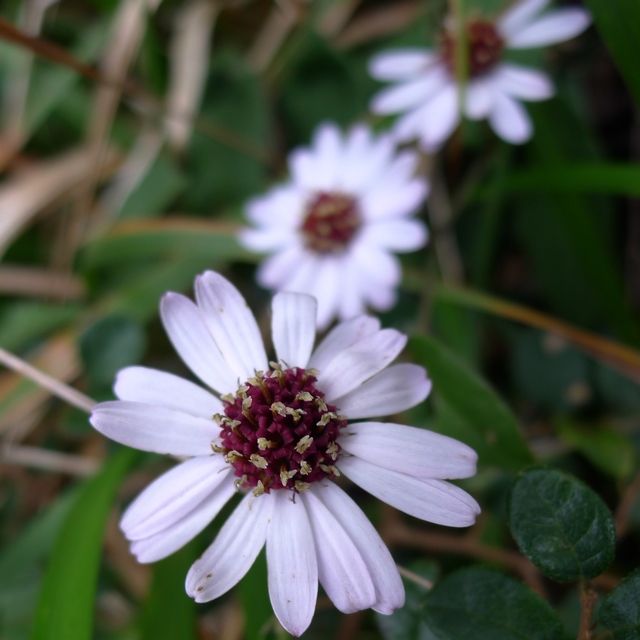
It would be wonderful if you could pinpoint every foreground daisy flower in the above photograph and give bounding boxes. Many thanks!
[90,271,479,636]
[239,122,429,329]
[369,0,591,149]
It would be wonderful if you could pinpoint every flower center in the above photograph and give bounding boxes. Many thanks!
[215,364,346,496]
[440,20,504,78]
[301,192,362,254]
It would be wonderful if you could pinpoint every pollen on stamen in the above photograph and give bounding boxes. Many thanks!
[218,365,346,494]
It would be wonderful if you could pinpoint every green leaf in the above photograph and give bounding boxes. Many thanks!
[423,567,564,640]
[139,542,198,640]
[508,468,616,582]
[409,335,533,472]
[30,447,138,640]
[376,562,439,640]
[597,567,640,639]
[557,419,636,481]
[80,315,147,390]
[582,0,640,105]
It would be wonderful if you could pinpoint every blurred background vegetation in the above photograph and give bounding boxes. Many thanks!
[0,0,640,638]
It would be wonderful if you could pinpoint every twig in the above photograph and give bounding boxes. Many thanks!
[0,346,95,413]
[578,583,597,640]
[614,470,640,539]
[397,565,434,590]
[0,443,99,476]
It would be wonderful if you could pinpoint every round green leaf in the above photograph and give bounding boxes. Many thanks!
[423,567,564,640]
[597,568,640,639]
[509,468,616,581]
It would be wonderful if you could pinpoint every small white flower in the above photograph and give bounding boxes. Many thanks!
[239,122,429,329]
[90,271,479,637]
[369,0,591,149]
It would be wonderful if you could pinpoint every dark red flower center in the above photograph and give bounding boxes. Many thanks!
[441,20,504,78]
[301,192,362,254]
[215,364,346,495]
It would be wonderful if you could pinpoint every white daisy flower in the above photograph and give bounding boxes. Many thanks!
[90,271,479,637]
[369,0,591,149]
[239,122,429,329]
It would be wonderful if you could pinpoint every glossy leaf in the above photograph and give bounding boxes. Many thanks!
[597,568,640,639]
[30,447,138,640]
[509,468,616,581]
[423,567,564,640]
[410,335,533,472]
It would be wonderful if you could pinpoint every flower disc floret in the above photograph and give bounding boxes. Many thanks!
[216,363,345,495]
[301,192,362,254]
[441,20,505,77]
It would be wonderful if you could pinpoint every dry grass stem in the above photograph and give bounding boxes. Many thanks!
[0,146,120,259]
[246,0,301,73]
[0,265,85,299]
[0,343,95,414]
[0,443,99,476]
[397,565,434,590]
[166,0,219,152]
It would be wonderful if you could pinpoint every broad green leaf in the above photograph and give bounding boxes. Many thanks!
[0,302,80,352]
[238,550,275,640]
[115,152,187,220]
[139,542,198,640]
[80,315,147,390]
[30,447,138,640]
[410,335,533,472]
[508,468,616,582]
[423,567,564,640]
[557,419,635,481]
[376,562,439,640]
[597,568,640,639]
[83,219,249,266]
[582,0,640,105]
[496,164,640,197]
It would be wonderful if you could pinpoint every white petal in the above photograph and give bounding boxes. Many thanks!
[290,123,344,191]
[506,9,591,49]
[414,82,460,152]
[337,261,368,321]
[313,482,404,614]
[365,284,397,312]
[271,292,317,368]
[338,128,395,194]
[358,219,428,252]
[114,366,222,418]
[257,245,307,289]
[493,63,553,100]
[339,456,480,527]
[361,178,428,221]
[369,49,436,80]
[90,401,219,456]
[121,456,232,539]
[130,477,236,563]
[371,73,445,115]
[312,256,343,331]
[489,92,533,143]
[245,185,304,228]
[308,315,381,372]
[267,491,318,637]
[350,244,402,287]
[239,226,297,253]
[498,0,550,38]
[195,271,269,382]
[186,492,273,601]
[332,364,431,419]
[340,422,478,479]
[317,328,406,402]
[160,292,238,395]
[302,490,376,614]
[464,76,496,120]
